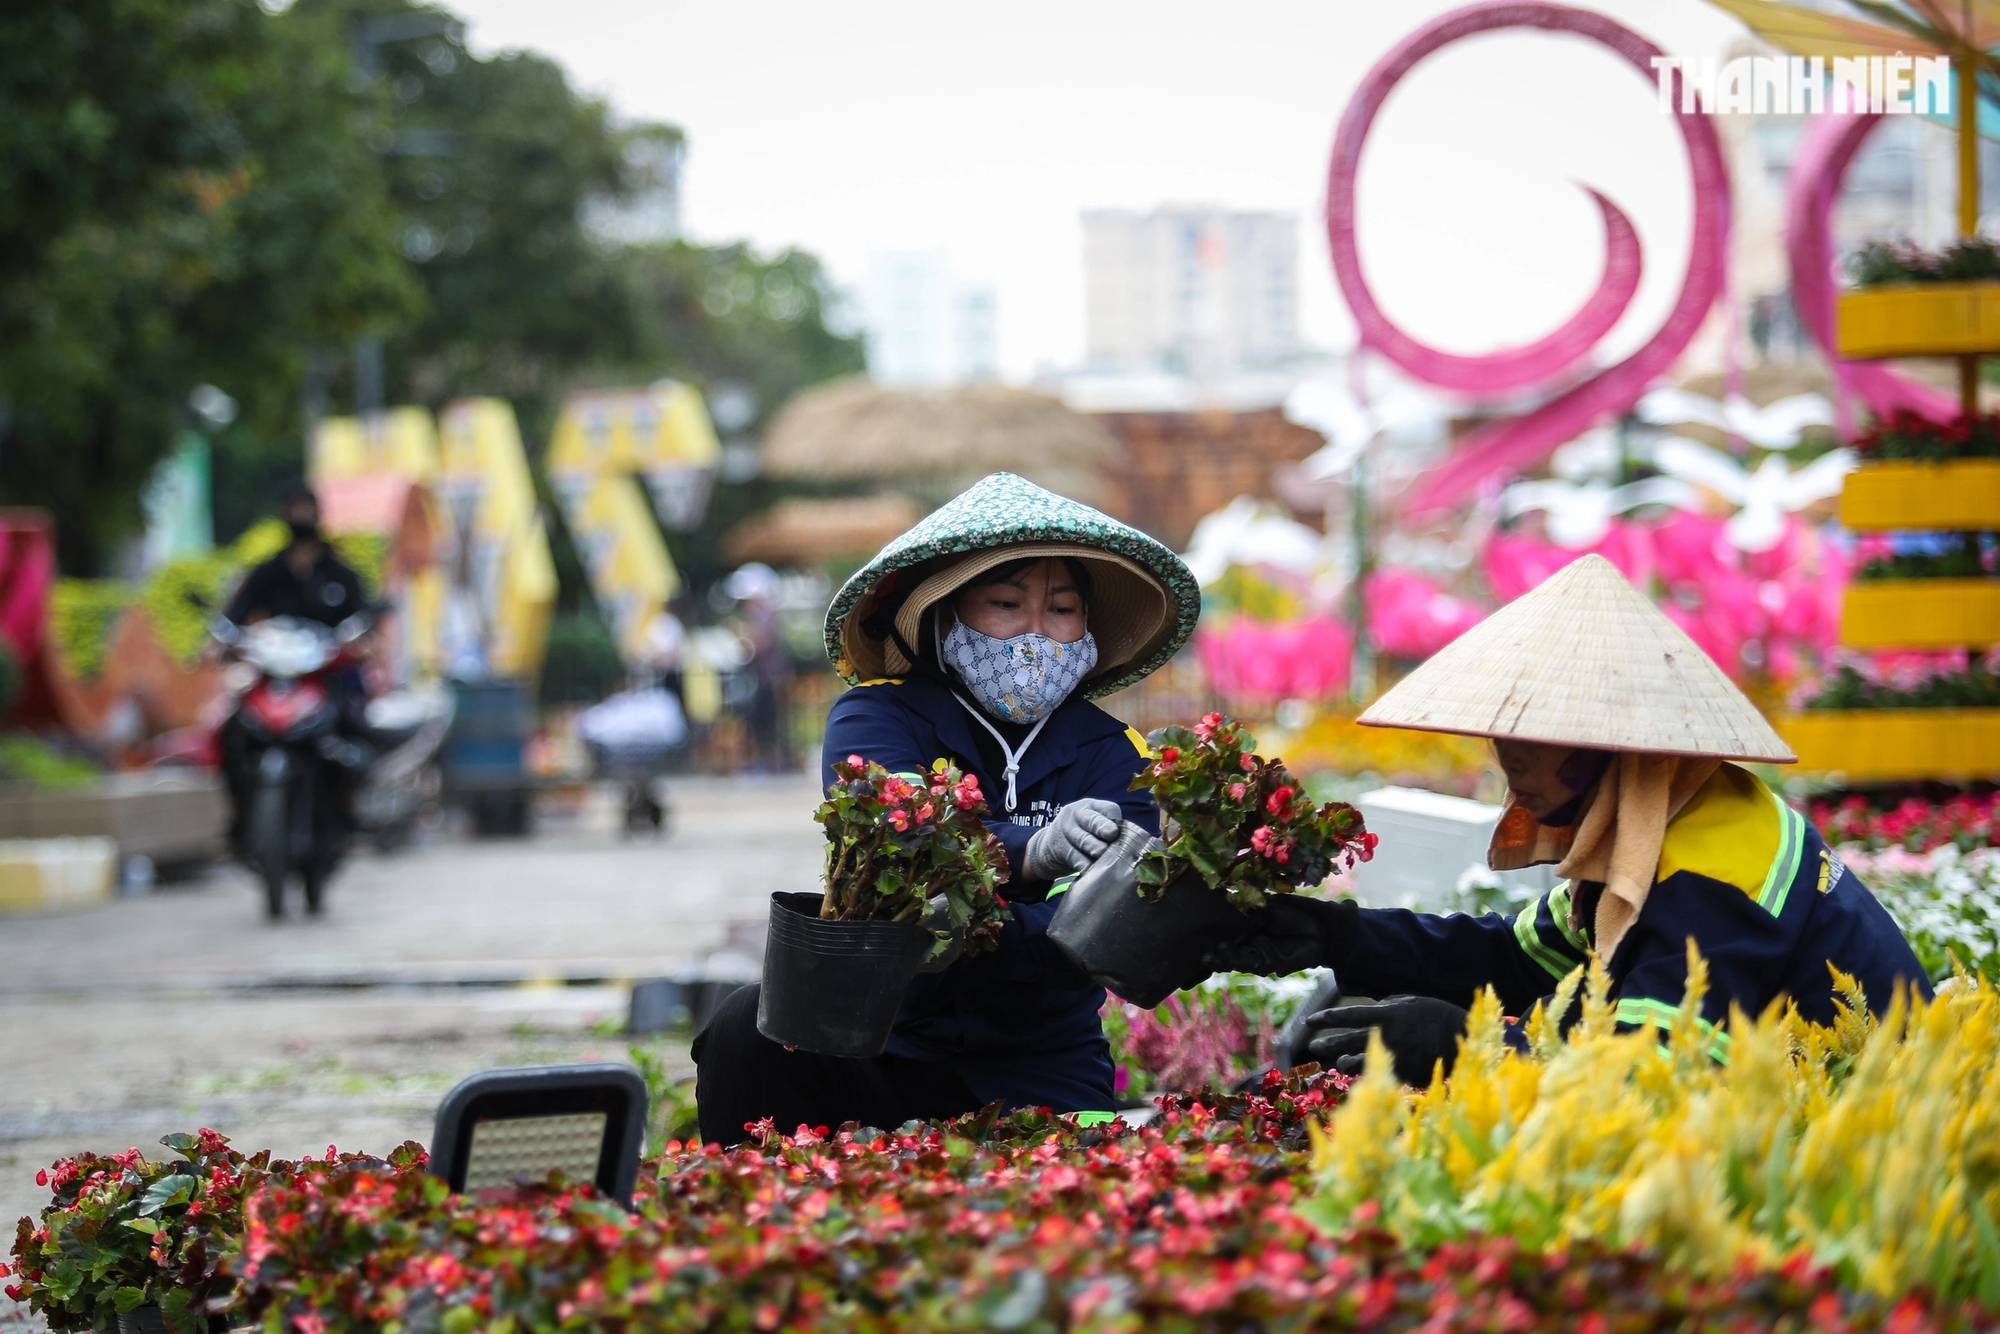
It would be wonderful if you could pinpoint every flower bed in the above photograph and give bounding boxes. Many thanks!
[12,983,2000,1331]
[1845,844,2000,981]
[1101,972,1324,1097]
[1306,962,2000,1307]
[1812,792,1997,854]
[4,1132,417,1333]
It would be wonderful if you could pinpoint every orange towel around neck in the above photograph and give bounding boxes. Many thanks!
[1487,751,1719,962]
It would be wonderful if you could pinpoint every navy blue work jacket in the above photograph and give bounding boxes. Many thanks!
[1333,765,1932,1059]
[820,673,1156,1112]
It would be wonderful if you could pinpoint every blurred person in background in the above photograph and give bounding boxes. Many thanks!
[225,486,365,630]
[215,485,373,851]
[693,473,1201,1143]
[725,562,793,773]
[641,603,688,702]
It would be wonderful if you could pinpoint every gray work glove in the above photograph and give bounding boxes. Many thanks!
[1024,798,1124,881]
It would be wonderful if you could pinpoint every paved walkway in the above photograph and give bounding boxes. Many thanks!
[0,773,826,1323]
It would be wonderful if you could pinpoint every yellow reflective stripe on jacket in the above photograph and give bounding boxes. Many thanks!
[1614,996,1734,1064]
[1124,727,1149,757]
[1546,880,1591,954]
[1755,790,1808,918]
[1513,901,1576,982]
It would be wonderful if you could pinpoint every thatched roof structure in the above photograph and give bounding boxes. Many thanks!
[722,494,924,568]
[760,380,1122,504]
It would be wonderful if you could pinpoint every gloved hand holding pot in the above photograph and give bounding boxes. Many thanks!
[1045,712,1377,1008]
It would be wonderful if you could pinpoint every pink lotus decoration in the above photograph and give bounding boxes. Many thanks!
[1652,511,1846,681]
[1484,520,1654,603]
[1365,568,1486,660]
[1194,615,1353,704]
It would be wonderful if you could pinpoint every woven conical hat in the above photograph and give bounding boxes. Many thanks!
[1358,555,1795,762]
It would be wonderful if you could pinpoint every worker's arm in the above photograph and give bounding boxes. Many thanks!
[1336,888,1587,1015]
[1208,883,1587,1018]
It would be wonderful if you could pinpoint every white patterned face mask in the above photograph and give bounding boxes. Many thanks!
[940,621,1098,725]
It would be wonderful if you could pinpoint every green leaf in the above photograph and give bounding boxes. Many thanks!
[138,1173,196,1217]
[121,1218,162,1235]
[113,1285,149,1313]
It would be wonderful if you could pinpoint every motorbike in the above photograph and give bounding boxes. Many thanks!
[213,611,377,917]
[355,683,454,851]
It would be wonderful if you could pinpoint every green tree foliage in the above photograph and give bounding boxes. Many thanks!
[0,0,417,572]
[315,0,651,422]
[0,0,865,599]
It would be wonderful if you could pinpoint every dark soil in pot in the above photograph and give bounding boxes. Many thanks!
[757,890,934,1058]
[1045,824,1257,1008]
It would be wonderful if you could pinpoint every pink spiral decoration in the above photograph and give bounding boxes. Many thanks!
[1785,109,1957,429]
[1327,2,1729,513]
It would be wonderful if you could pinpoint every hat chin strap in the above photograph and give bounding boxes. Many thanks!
[951,691,1052,815]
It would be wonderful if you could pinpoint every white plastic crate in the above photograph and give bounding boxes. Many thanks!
[1350,787,1556,912]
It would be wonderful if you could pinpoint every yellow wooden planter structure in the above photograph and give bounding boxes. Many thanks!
[1839,459,2000,530]
[1705,0,2000,785]
[1842,579,2000,650]
[1836,282,2000,360]
[1777,709,2000,782]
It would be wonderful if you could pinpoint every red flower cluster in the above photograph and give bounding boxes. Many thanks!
[1812,792,1998,853]
[1135,713,1373,910]
[817,755,1010,953]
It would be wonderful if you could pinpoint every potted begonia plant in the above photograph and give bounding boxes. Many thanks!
[758,756,1011,1057]
[1049,713,1374,1006]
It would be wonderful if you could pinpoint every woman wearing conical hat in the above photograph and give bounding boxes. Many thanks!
[694,473,1202,1142]
[1207,555,1931,1085]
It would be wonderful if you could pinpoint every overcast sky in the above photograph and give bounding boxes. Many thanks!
[447,0,1750,381]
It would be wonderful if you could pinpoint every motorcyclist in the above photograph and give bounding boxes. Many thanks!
[217,485,373,851]
[224,486,366,630]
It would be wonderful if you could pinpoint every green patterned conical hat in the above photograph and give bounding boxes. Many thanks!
[825,472,1200,697]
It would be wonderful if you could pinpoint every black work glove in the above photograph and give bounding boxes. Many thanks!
[1303,995,1470,1086]
[1200,895,1359,976]
[916,894,963,974]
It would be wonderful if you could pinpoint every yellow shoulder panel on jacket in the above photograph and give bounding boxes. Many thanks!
[854,678,905,687]
[1124,727,1150,757]
[1657,763,1780,899]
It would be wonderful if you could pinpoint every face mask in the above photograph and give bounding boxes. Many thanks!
[940,621,1097,725]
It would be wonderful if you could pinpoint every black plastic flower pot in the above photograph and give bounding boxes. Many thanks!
[1046,825,1257,1008]
[756,891,934,1058]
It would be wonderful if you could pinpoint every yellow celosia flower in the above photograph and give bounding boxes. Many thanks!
[1298,952,2000,1305]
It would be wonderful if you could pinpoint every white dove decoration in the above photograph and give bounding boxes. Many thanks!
[1181,495,1331,587]
[1500,476,1698,549]
[1650,437,1857,553]
[1635,388,1835,451]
